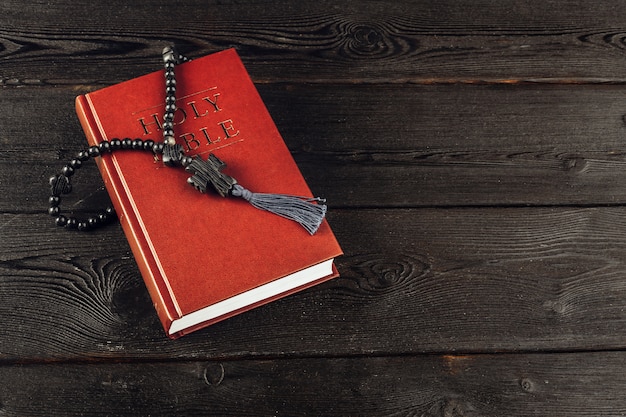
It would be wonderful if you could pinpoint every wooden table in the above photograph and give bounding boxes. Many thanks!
[3,1,626,415]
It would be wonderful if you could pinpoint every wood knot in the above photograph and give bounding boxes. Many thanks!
[203,363,225,386]
[106,257,154,323]
[351,25,383,50]
[543,299,567,316]
[343,253,431,295]
[520,377,535,393]
[343,23,389,57]
[560,155,587,173]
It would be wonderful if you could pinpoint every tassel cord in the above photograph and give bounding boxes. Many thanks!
[231,184,327,235]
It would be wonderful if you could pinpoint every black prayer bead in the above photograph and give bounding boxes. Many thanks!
[66,217,78,229]
[61,165,74,177]
[152,142,165,154]
[99,140,111,153]
[121,138,132,149]
[48,48,192,233]
[132,139,144,149]
[181,156,193,167]
[69,158,82,169]
[88,146,100,157]
[110,138,122,150]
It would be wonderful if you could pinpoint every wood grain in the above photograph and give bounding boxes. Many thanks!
[5,83,626,212]
[3,0,626,83]
[5,0,626,415]
[3,206,626,360]
[0,352,625,416]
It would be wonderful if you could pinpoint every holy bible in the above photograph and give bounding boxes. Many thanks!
[75,48,342,338]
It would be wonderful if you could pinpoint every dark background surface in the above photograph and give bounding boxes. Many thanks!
[2,1,626,415]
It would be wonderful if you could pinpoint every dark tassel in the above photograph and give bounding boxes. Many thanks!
[185,153,327,235]
[231,184,327,235]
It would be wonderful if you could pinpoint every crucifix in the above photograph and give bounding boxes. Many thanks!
[185,153,237,197]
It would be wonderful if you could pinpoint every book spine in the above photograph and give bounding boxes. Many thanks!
[75,95,179,337]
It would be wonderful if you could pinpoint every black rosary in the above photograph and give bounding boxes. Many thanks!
[48,46,327,235]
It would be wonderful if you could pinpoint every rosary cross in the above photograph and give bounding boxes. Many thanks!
[186,153,236,197]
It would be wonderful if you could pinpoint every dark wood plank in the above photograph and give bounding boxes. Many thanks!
[4,0,626,83]
[1,352,625,416]
[5,83,626,212]
[3,207,626,360]
[5,1,626,413]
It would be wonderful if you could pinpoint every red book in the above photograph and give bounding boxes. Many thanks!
[75,49,342,338]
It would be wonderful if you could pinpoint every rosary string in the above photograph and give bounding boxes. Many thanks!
[47,46,187,231]
[48,46,327,234]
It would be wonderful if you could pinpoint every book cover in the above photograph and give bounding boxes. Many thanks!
[75,48,342,338]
